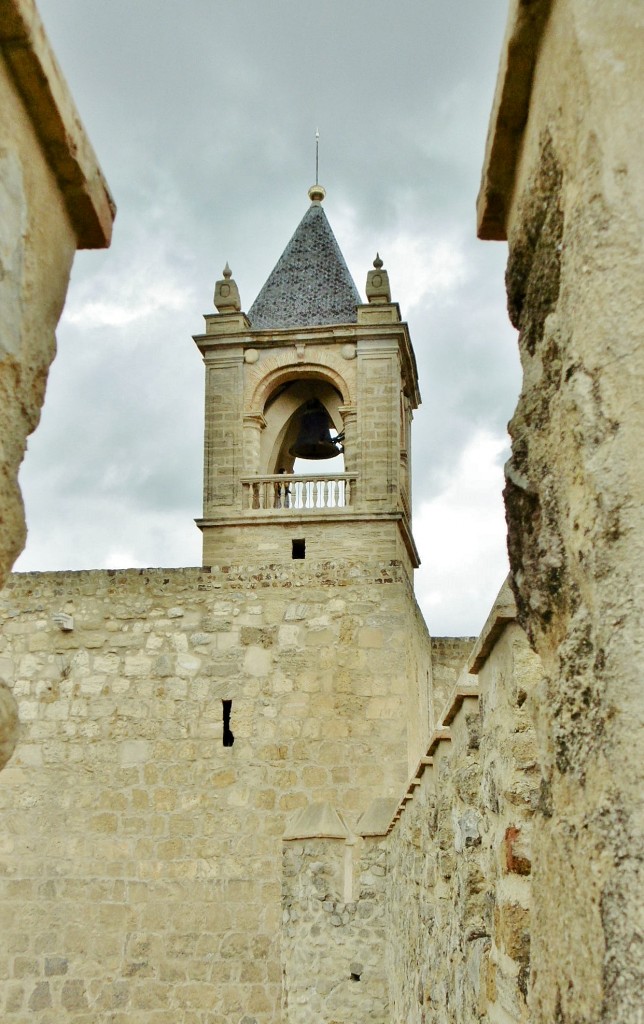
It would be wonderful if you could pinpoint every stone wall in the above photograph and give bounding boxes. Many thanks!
[429,637,476,731]
[0,0,114,589]
[0,561,429,1022]
[0,0,114,772]
[282,834,389,1024]
[385,589,543,1024]
[478,2,644,1020]
[277,585,544,1024]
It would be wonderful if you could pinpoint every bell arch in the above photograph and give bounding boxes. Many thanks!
[260,377,345,475]
[250,362,351,416]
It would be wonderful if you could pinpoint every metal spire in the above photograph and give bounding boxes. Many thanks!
[308,129,326,203]
[315,128,319,185]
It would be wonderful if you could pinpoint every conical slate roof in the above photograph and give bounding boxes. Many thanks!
[248,200,361,330]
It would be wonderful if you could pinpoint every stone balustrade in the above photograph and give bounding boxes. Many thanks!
[241,473,355,512]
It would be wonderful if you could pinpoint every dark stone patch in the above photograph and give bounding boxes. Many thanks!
[550,609,606,778]
[61,979,89,1010]
[240,626,276,648]
[44,956,68,976]
[28,982,52,1011]
[505,132,564,356]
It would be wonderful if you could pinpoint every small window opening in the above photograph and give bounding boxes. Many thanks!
[350,962,363,982]
[292,538,306,560]
[222,699,234,747]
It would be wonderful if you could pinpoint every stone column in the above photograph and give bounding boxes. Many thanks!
[242,413,266,477]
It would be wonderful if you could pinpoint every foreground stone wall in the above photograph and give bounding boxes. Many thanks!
[0,561,429,1022]
[0,0,114,589]
[0,0,114,769]
[478,2,644,1020]
[386,589,543,1024]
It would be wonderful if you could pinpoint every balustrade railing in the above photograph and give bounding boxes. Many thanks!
[241,473,355,512]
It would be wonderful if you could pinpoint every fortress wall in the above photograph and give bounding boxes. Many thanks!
[479,3,644,1020]
[385,616,543,1024]
[0,563,428,1023]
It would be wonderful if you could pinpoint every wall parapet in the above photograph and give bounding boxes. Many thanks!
[385,579,516,834]
[385,595,543,1024]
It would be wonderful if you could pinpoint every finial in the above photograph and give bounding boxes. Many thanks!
[308,184,326,203]
[214,262,241,314]
[366,252,391,304]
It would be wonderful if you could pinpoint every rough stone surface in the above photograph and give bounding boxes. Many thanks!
[282,837,389,1023]
[0,0,114,592]
[386,623,542,1024]
[481,2,644,1021]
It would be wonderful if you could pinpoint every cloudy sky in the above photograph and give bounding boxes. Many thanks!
[15,0,520,636]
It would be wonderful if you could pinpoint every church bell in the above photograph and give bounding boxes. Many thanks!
[289,400,344,460]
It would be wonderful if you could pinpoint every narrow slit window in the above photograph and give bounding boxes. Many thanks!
[292,538,306,560]
[222,699,234,747]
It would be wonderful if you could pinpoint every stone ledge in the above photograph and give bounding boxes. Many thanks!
[3,560,410,592]
[439,680,480,727]
[386,727,453,833]
[476,0,553,240]
[468,578,516,674]
[0,0,115,248]
[356,797,399,838]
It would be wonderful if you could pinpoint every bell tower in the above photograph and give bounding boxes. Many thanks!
[194,186,421,576]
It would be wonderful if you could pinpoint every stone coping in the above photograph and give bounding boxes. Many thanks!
[283,801,350,841]
[476,0,553,240]
[3,561,412,593]
[0,0,115,247]
[282,797,401,843]
[467,578,516,674]
[355,797,401,837]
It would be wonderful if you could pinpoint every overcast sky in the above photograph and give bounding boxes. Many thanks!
[15,0,519,636]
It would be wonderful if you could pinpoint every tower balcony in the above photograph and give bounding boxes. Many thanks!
[241,473,356,513]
